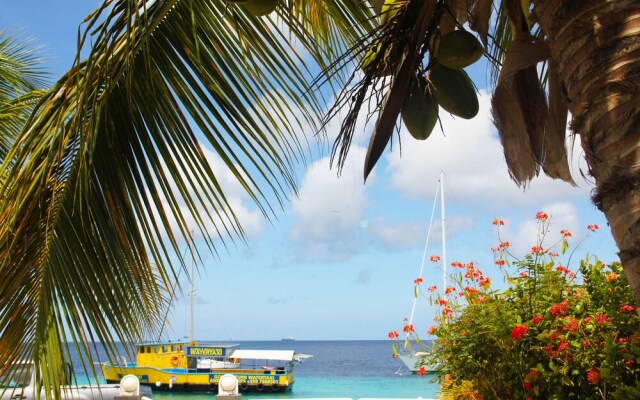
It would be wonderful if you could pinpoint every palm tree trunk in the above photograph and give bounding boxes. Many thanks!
[532,0,640,305]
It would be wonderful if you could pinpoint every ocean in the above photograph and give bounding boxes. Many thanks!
[75,340,440,400]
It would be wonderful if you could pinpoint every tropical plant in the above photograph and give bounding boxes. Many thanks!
[429,214,640,399]
[0,0,375,394]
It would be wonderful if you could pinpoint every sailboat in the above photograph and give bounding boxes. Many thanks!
[397,171,447,373]
[101,237,310,392]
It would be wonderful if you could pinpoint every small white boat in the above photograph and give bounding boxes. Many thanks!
[397,352,436,373]
[397,172,447,374]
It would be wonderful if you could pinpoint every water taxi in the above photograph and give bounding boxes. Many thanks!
[101,341,307,393]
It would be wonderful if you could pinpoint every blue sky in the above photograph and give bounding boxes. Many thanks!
[2,1,618,341]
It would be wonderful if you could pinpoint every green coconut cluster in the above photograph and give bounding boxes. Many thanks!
[403,29,483,141]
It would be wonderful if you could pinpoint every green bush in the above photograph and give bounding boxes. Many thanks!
[427,214,640,399]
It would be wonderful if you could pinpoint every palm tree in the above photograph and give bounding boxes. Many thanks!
[329,0,640,309]
[0,0,374,392]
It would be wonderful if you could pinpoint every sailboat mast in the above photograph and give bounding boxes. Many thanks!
[408,185,440,325]
[189,234,195,341]
[440,171,447,291]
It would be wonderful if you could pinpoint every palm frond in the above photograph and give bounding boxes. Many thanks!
[0,31,47,100]
[488,0,574,186]
[0,0,374,392]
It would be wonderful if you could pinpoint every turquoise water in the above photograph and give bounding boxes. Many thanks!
[152,374,439,400]
[76,340,440,399]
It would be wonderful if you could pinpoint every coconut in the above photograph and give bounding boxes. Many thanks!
[402,75,439,140]
[243,0,278,16]
[430,63,478,119]
[436,30,484,70]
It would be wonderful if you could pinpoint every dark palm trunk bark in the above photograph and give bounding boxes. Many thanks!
[533,0,640,306]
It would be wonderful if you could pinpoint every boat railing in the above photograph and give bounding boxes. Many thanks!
[207,368,289,375]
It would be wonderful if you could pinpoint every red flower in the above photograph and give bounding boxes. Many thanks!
[429,255,441,263]
[427,326,437,334]
[428,285,437,292]
[560,229,572,237]
[531,246,544,254]
[525,369,539,380]
[596,313,611,324]
[626,360,635,365]
[478,277,491,288]
[536,211,549,220]
[562,318,579,332]
[558,341,569,352]
[587,224,599,232]
[444,286,456,294]
[417,367,426,376]
[492,218,504,226]
[510,324,529,340]
[550,301,569,317]
[388,330,399,339]
[619,304,636,314]
[414,277,423,284]
[519,272,529,278]
[403,324,414,333]
[587,367,601,384]
[531,315,543,325]
[465,287,479,296]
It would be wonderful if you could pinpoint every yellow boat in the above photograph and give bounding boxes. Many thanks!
[101,341,308,393]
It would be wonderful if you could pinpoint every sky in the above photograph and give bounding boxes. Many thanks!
[2,1,619,341]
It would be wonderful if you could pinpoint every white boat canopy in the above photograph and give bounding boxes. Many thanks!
[229,349,296,361]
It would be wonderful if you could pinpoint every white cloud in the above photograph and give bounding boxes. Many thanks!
[280,83,600,265]
[385,90,594,210]
[147,143,267,251]
[367,217,425,250]
[200,147,266,238]
[288,146,372,262]
[286,98,381,262]
[504,202,581,256]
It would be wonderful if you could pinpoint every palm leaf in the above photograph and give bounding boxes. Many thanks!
[0,31,46,99]
[0,0,373,393]
[489,0,573,186]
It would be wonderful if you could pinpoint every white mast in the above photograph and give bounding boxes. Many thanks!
[189,232,195,341]
[407,178,441,326]
[440,171,447,291]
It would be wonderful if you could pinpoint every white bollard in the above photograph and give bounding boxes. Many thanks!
[115,375,142,400]
[215,374,241,400]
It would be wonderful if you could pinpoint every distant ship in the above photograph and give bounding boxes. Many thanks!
[281,337,296,342]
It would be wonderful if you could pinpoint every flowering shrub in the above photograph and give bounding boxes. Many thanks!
[426,214,640,399]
